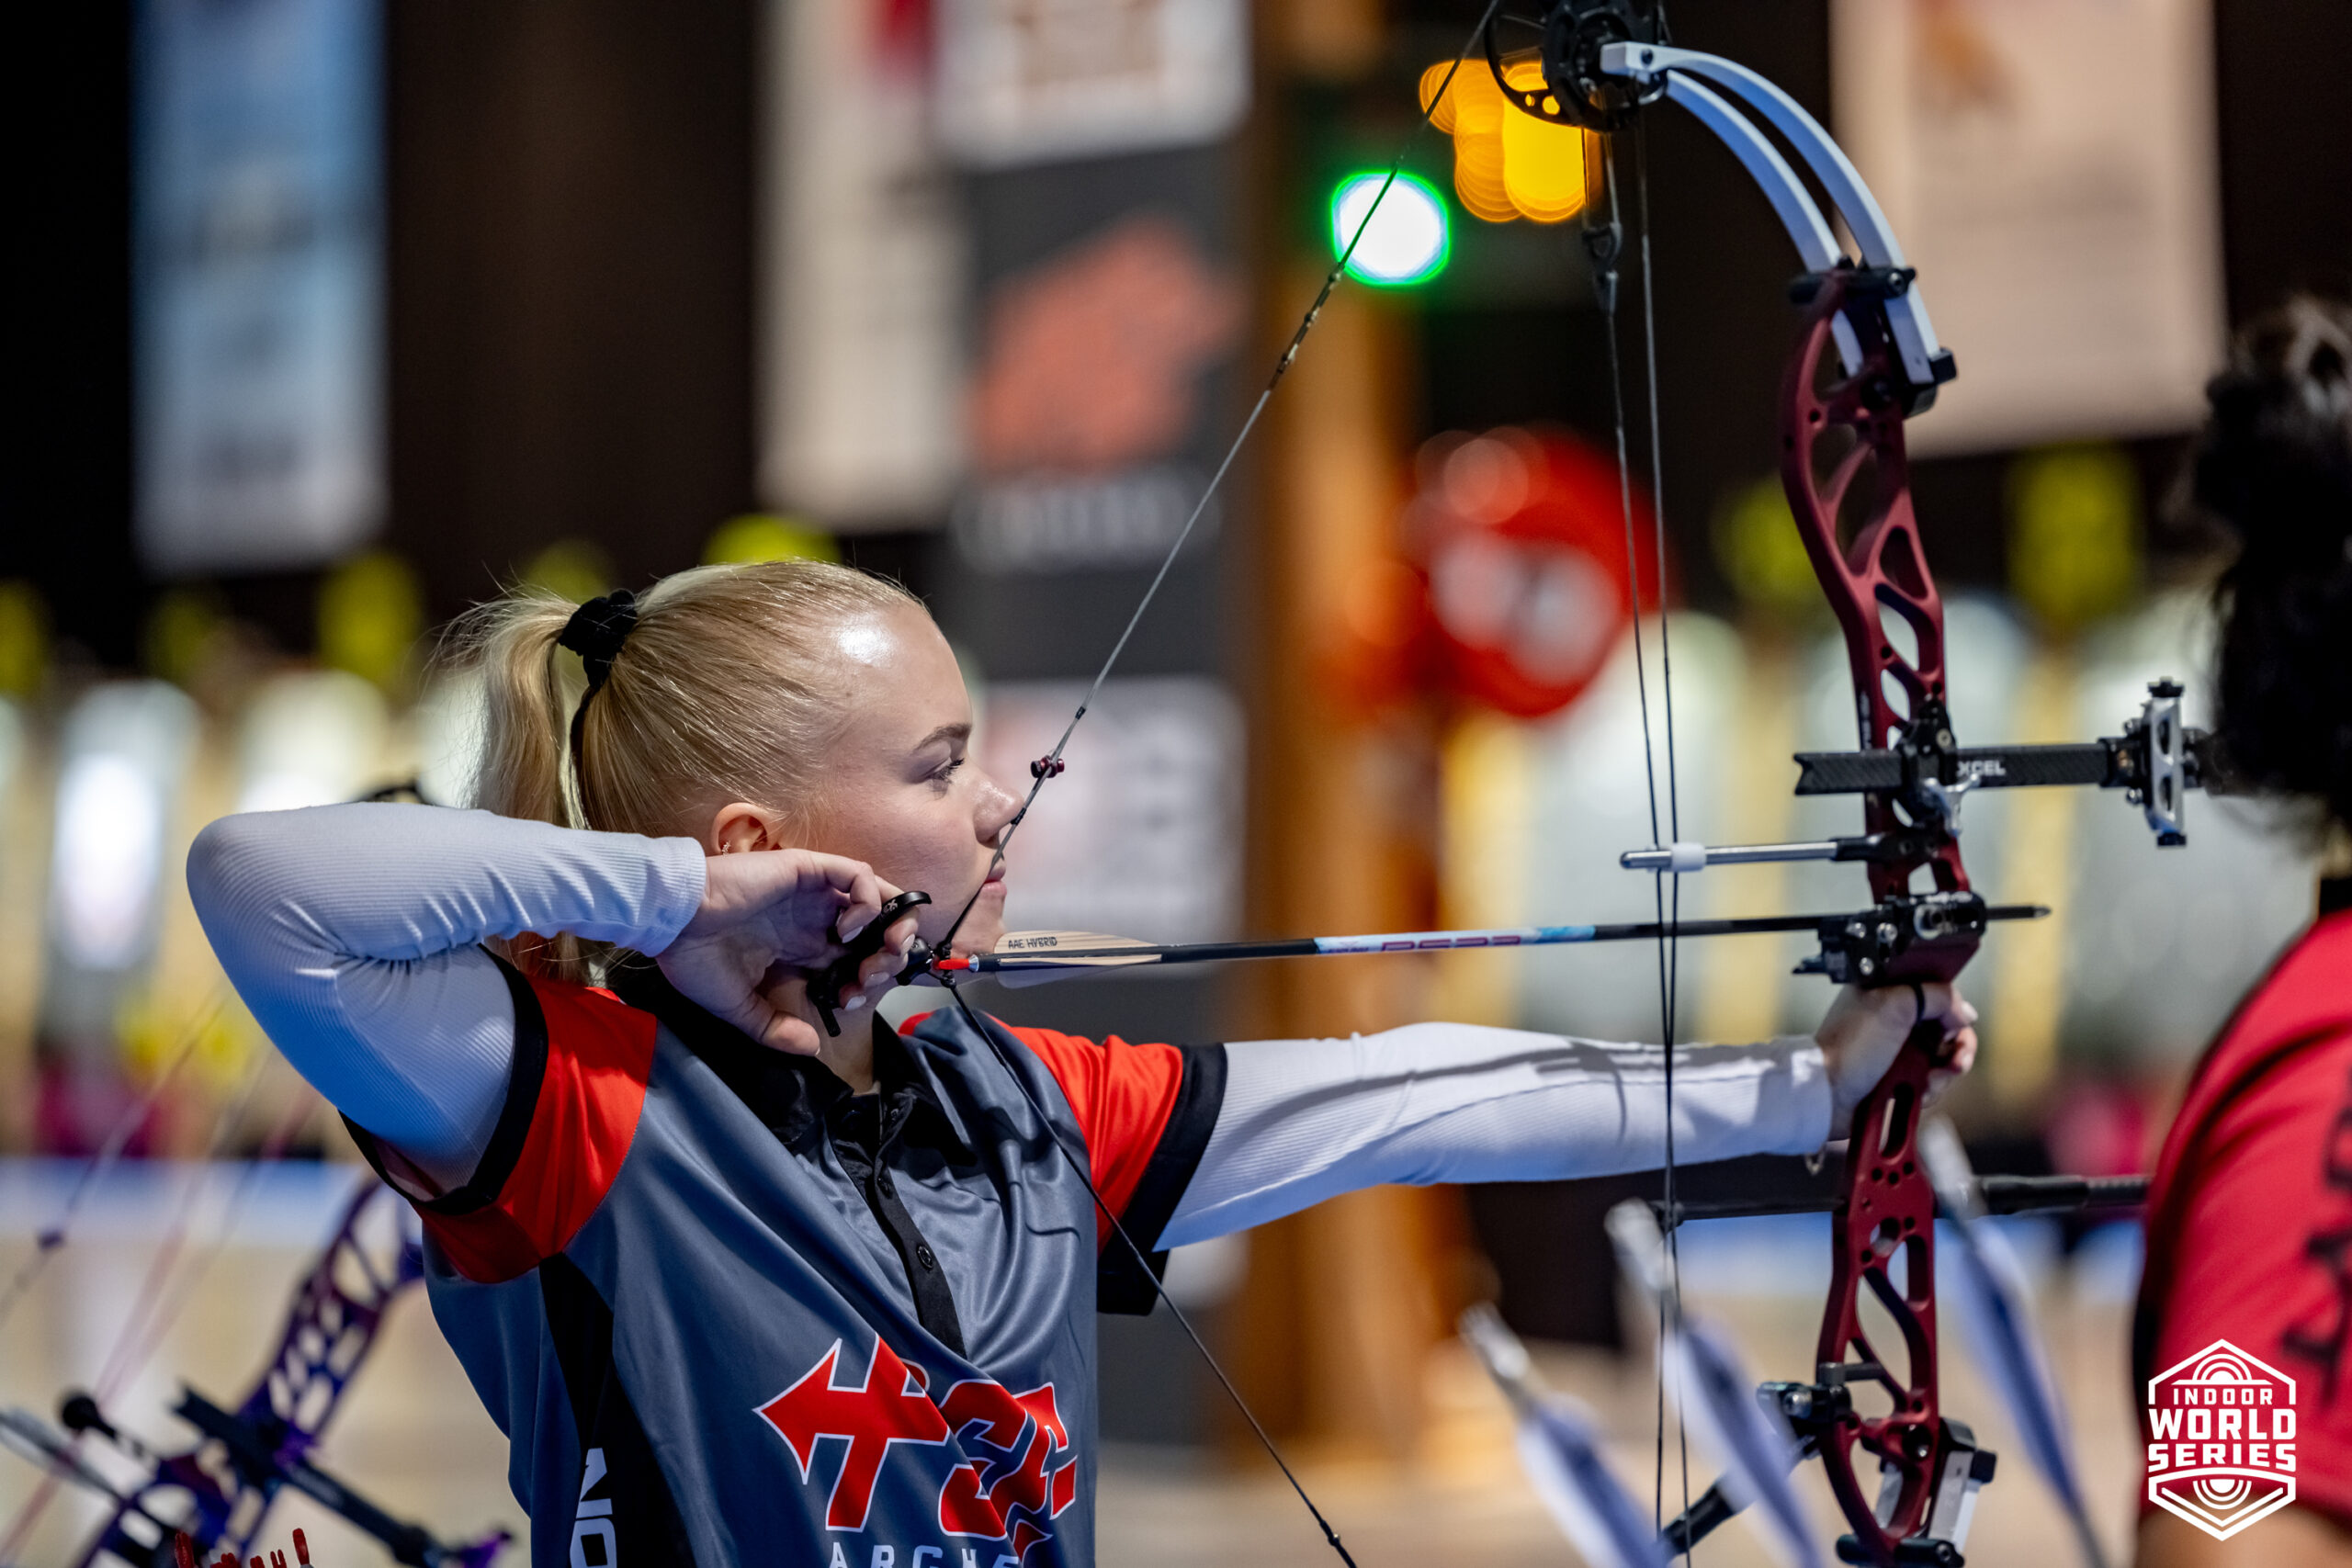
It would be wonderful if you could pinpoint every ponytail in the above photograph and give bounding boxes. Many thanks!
[441,559,922,978]
[459,587,583,831]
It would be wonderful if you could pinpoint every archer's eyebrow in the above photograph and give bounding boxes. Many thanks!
[915,722,971,752]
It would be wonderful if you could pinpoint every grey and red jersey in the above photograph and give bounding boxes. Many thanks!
[350,958,1221,1568]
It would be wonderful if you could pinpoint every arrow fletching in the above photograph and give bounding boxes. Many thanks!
[1605,1201,1822,1568]
[976,931,1165,987]
[1920,1119,2109,1568]
[1460,1305,1668,1568]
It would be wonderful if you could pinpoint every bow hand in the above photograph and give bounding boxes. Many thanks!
[1815,982,1979,1130]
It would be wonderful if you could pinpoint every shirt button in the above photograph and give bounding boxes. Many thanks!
[915,1244,937,1271]
[876,1173,896,1199]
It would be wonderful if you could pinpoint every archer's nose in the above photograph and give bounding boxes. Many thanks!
[976,777,1021,845]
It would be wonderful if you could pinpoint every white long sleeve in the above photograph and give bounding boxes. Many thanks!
[187,804,707,1187]
[1159,1022,1830,1247]
[187,806,1828,1230]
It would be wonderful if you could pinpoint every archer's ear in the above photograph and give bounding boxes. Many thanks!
[707,801,793,856]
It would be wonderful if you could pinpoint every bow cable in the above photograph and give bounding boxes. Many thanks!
[1588,123,1693,1545]
[1630,119,1696,1551]
[938,975,1363,1565]
[929,7,1505,1562]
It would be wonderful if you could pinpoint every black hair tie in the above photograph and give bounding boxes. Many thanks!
[559,590,639,695]
[558,590,638,809]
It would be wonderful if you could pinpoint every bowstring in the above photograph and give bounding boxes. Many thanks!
[935,0,1507,960]
[1633,117,1694,1556]
[932,7,1505,1562]
[0,1048,280,1560]
[1596,130,1690,1549]
[0,1003,216,1338]
[939,976,1360,1568]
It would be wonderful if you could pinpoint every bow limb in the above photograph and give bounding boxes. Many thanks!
[1778,265,1976,1563]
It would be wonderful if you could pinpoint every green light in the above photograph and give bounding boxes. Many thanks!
[1329,171,1450,287]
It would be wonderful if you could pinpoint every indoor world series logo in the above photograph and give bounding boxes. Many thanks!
[756,1337,1079,1565]
[2146,1339,2299,1540]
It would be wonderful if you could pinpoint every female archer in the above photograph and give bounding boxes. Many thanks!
[189,558,1973,1565]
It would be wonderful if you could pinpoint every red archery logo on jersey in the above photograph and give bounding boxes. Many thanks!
[756,1337,1078,1557]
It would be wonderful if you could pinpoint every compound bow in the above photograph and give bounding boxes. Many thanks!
[1482,6,2196,1564]
[806,5,2211,1565]
[0,1178,507,1568]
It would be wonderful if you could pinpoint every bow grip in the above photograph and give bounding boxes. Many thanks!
[809,890,932,1037]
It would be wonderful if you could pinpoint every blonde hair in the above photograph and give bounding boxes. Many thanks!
[445,558,921,977]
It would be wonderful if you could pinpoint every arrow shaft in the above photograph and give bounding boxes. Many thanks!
[940,905,2046,975]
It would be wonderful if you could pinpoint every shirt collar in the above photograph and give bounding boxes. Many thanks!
[606,963,973,1160]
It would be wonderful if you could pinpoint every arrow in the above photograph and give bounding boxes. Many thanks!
[1460,1305,1668,1568]
[1919,1120,2111,1568]
[934,903,2047,982]
[1608,1201,1823,1568]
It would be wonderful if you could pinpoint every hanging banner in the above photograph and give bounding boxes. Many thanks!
[955,211,1245,574]
[936,0,1249,170]
[1832,0,2226,455]
[759,0,963,528]
[135,0,384,573]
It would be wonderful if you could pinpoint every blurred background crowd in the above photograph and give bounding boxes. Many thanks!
[4,0,2349,1561]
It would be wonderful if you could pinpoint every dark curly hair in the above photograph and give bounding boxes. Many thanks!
[2190,297,2352,836]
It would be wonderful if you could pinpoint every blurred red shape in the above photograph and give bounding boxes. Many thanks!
[968,215,1244,476]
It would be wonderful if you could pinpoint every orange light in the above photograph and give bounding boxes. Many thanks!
[1420,58,1589,225]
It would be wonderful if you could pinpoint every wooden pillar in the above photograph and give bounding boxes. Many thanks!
[1228,254,1465,1459]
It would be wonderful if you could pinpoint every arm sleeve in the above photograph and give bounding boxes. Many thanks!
[1158,1021,1831,1247]
[187,803,707,1189]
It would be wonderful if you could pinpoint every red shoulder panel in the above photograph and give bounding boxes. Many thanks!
[424,976,656,1283]
[2142,914,2352,1522]
[1001,1024,1186,1248]
[2149,913,2352,1208]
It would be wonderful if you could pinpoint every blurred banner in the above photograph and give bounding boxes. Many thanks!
[134,0,384,574]
[936,0,1250,168]
[933,0,1250,698]
[760,0,964,527]
[955,210,1245,573]
[1833,0,2225,455]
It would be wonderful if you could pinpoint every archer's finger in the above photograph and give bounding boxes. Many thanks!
[740,987,824,1057]
[854,940,911,995]
[1925,1028,1978,1091]
[1924,1028,1977,1105]
[830,863,899,943]
[1906,982,1978,1033]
